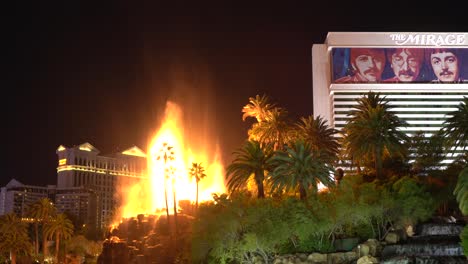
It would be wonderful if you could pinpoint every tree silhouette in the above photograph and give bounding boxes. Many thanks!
[189,162,207,209]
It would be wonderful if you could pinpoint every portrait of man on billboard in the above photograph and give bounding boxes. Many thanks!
[383,48,425,83]
[335,48,386,83]
[426,48,467,83]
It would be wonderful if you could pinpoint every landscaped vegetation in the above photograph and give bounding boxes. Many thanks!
[0,198,103,264]
[191,93,468,263]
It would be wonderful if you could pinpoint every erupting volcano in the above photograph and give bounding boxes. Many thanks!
[116,101,226,222]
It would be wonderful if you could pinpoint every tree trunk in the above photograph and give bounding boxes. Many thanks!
[10,251,16,264]
[172,178,178,235]
[43,235,48,262]
[164,178,170,225]
[196,181,199,209]
[35,222,39,256]
[255,171,265,198]
[55,233,60,264]
[257,181,265,198]
[375,146,383,181]
[299,184,307,200]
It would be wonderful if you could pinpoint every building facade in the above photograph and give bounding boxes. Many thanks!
[0,179,53,217]
[56,142,147,228]
[312,32,468,165]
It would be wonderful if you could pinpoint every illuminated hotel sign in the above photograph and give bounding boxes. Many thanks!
[326,32,468,47]
[389,34,466,46]
[331,47,468,83]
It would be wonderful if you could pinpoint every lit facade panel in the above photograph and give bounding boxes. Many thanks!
[312,32,468,166]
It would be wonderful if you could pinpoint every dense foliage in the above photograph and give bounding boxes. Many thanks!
[192,175,436,263]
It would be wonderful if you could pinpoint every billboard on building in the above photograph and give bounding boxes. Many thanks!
[331,47,468,83]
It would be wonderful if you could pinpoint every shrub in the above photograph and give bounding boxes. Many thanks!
[392,176,436,228]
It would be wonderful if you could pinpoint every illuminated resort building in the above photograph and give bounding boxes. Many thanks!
[312,32,468,165]
[0,179,53,217]
[56,142,147,228]
[0,179,99,228]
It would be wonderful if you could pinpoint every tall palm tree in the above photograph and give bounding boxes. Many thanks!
[226,140,273,198]
[442,96,468,152]
[157,143,175,224]
[269,140,335,200]
[44,213,74,264]
[295,115,340,162]
[189,162,207,209]
[249,108,293,150]
[343,92,408,181]
[0,213,32,264]
[242,94,276,123]
[29,198,56,261]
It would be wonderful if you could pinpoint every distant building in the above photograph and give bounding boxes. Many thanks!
[55,187,100,230]
[0,179,100,229]
[312,32,468,166]
[0,179,53,217]
[56,142,147,228]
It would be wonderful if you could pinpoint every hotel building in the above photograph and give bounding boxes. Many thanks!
[56,142,147,228]
[312,32,468,165]
[1,143,147,230]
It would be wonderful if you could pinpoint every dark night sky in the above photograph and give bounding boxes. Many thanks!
[5,1,467,187]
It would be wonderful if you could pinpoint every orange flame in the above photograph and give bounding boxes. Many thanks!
[118,101,226,220]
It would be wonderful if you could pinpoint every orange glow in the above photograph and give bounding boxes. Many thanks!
[118,101,226,220]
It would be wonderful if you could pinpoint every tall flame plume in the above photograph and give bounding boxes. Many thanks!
[117,101,226,220]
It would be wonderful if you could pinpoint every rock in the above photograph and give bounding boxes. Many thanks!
[385,232,399,244]
[361,239,382,257]
[405,225,414,237]
[358,243,370,257]
[297,253,307,261]
[357,255,379,264]
[307,253,327,263]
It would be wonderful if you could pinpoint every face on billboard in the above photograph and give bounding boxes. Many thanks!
[332,47,467,83]
[430,51,459,82]
[389,49,423,82]
[353,54,385,82]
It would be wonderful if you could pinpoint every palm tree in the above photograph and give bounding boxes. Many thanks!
[343,92,408,181]
[295,115,340,162]
[28,198,56,261]
[442,96,468,152]
[44,213,74,264]
[0,213,33,264]
[156,143,175,224]
[189,162,207,209]
[269,140,334,200]
[226,140,273,198]
[249,107,293,150]
[242,94,276,123]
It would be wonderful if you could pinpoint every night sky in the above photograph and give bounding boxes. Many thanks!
[5,2,467,187]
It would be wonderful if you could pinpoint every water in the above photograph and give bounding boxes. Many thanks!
[380,222,466,264]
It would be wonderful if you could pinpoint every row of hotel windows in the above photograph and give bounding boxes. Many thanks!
[73,157,145,172]
[73,172,114,187]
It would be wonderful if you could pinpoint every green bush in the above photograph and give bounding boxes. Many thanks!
[461,226,468,257]
[392,176,436,228]
[454,167,468,215]
[191,194,334,263]
[191,175,440,262]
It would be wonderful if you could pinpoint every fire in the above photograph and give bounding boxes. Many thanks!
[119,101,226,219]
